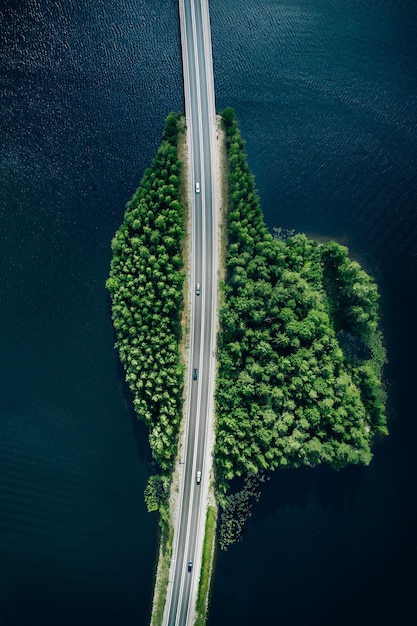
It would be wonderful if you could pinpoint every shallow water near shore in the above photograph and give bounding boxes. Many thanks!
[1,0,416,625]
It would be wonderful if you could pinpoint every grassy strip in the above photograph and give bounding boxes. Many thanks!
[151,524,174,626]
[217,114,229,280]
[195,506,217,626]
[177,116,191,356]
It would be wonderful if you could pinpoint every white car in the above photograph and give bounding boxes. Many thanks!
[196,471,202,485]
[195,182,200,193]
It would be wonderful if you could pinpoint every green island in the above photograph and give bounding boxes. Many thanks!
[106,109,387,557]
[216,107,387,548]
[106,112,186,529]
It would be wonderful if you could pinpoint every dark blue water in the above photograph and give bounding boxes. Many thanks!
[1,0,416,625]
[209,1,417,625]
[0,1,182,624]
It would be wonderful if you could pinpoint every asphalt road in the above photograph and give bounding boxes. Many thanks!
[164,2,217,625]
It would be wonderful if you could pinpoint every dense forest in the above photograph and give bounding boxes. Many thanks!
[106,108,387,548]
[106,113,185,519]
[216,108,387,549]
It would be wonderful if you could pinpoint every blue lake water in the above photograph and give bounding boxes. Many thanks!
[1,0,416,624]
[0,1,183,624]
[209,1,417,625]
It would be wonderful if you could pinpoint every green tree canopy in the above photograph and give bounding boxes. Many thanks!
[216,109,388,548]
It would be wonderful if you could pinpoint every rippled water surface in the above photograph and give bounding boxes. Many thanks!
[0,1,182,624]
[1,0,416,625]
[209,1,417,625]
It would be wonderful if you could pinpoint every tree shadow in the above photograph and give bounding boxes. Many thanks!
[115,357,154,467]
[247,461,364,526]
[255,466,314,518]
[312,463,364,512]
